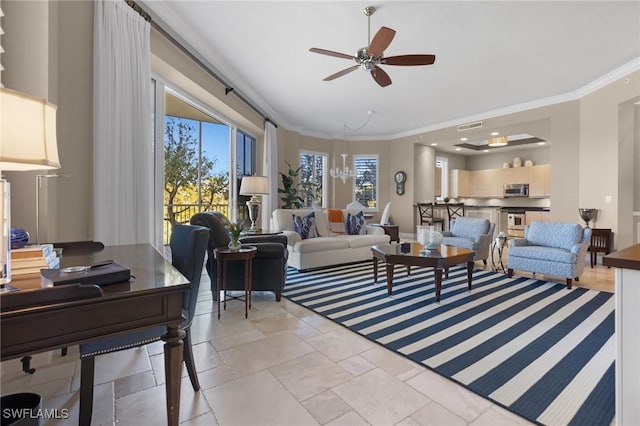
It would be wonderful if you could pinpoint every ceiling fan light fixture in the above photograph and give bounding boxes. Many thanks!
[488,136,509,147]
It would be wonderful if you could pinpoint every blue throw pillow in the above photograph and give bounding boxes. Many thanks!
[346,211,365,235]
[293,212,317,240]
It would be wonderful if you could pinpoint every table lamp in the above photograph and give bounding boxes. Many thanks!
[239,176,269,233]
[1,88,61,285]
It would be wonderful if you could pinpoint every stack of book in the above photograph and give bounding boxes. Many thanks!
[11,244,60,276]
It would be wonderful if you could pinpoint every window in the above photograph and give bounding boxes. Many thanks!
[354,155,379,211]
[299,151,327,207]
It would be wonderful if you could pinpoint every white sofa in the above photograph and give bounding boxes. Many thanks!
[272,208,390,271]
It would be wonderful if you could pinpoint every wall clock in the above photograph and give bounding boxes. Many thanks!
[394,171,407,195]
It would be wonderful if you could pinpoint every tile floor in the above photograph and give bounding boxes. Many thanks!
[0,256,613,425]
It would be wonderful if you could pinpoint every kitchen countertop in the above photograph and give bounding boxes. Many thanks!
[603,244,640,270]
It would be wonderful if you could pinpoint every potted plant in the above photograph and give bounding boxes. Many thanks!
[278,161,306,209]
[226,222,245,250]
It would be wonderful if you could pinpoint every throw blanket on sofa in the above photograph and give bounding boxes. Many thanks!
[327,209,345,234]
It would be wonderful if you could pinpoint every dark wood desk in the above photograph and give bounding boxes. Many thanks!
[0,244,189,426]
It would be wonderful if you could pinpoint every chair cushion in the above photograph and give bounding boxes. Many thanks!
[442,236,477,251]
[292,212,318,239]
[526,222,583,251]
[450,218,489,240]
[509,245,577,263]
[380,202,392,225]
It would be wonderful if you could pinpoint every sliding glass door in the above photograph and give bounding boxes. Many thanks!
[152,82,256,245]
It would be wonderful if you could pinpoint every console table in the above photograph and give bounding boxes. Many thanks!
[0,244,189,426]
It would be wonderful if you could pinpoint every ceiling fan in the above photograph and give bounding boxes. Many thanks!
[309,6,436,88]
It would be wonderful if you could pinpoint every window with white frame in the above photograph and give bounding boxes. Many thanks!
[299,150,327,207]
[353,154,379,211]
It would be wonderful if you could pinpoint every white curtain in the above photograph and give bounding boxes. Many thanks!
[93,0,152,246]
[262,121,278,228]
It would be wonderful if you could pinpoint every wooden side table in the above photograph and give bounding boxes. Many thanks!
[376,224,400,242]
[214,246,257,319]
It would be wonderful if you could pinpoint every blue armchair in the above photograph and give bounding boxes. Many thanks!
[507,222,591,289]
[441,217,495,264]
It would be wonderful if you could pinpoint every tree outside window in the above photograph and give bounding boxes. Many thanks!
[354,155,378,210]
[299,151,327,207]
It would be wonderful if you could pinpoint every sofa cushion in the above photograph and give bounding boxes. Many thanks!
[313,209,330,236]
[509,245,577,263]
[293,237,349,253]
[450,218,489,240]
[293,212,318,239]
[344,233,390,248]
[273,209,314,232]
[526,222,583,251]
[346,211,365,235]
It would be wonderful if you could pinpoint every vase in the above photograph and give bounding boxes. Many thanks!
[426,227,443,249]
[228,238,242,250]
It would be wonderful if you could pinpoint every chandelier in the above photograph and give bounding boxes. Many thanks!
[330,111,373,184]
[330,153,355,184]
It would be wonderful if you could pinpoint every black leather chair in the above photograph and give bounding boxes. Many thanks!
[78,224,208,425]
[190,211,288,301]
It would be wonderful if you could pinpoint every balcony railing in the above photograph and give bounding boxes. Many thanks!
[163,202,252,245]
[164,203,229,245]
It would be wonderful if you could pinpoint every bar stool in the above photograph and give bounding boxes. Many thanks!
[416,203,444,231]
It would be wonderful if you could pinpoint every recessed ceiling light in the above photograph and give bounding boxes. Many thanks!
[490,131,499,136]
[430,143,437,146]
[460,137,468,141]
[483,149,489,153]
[455,147,462,151]
[538,142,546,145]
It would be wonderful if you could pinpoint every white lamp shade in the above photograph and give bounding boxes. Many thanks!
[240,176,269,195]
[0,88,61,171]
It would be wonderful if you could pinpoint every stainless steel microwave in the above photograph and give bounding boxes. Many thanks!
[503,183,529,198]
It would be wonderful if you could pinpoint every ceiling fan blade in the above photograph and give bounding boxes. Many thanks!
[383,54,436,66]
[372,66,392,87]
[369,26,396,57]
[309,48,356,61]
[324,65,360,81]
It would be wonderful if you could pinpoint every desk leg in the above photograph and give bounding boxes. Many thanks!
[245,258,252,318]
[373,257,378,283]
[434,268,442,302]
[385,263,394,296]
[467,261,474,291]
[217,259,223,320]
[162,325,186,426]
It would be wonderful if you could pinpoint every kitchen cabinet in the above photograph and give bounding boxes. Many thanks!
[470,169,502,198]
[528,164,550,197]
[450,164,550,199]
[449,169,470,198]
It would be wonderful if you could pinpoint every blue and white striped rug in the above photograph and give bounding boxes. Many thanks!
[284,263,615,426]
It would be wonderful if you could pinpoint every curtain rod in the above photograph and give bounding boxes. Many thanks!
[125,0,278,129]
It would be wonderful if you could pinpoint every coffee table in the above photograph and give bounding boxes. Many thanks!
[371,243,475,302]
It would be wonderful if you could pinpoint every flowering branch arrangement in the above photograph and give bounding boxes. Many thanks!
[226,222,245,240]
